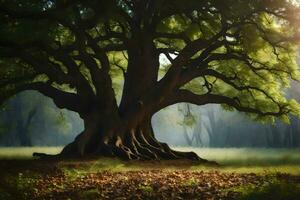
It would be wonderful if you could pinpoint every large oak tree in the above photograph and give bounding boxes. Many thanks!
[1,0,300,161]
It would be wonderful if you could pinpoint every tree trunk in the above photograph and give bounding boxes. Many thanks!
[34,111,208,162]
[32,38,213,163]
[18,130,32,146]
[14,95,35,147]
[183,126,194,146]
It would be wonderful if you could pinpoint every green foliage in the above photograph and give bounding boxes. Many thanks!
[0,0,299,127]
[181,114,197,127]
[108,51,127,99]
[177,104,197,127]
[157,0,300,123]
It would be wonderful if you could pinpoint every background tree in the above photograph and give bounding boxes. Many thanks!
[177,103,200,146]
[0,91,83,146]
[0,0,300,160]
[201,106,220,147]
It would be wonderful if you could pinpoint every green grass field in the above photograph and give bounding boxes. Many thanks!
[178,147,300,174]
[0,146,62,159]
[0,147,299,174]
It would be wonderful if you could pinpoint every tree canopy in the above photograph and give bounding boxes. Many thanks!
[1,0,300,160]
[1,0,300,119]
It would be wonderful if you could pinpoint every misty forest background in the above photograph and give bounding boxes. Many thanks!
[1,55,300,148]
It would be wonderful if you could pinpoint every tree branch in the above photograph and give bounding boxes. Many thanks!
[23,82,84,113]
[161,89,289,117]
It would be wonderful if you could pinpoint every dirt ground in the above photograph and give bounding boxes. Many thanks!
[0,159,300,200]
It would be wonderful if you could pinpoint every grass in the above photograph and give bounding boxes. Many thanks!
[0,147,62,159]
[178,147,300,175]
[176,147,300,166]
[0,147,299,174]
[233,180,300,200]
[1,147,299,166]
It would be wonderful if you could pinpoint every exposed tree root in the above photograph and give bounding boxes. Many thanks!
[33,126,219,166]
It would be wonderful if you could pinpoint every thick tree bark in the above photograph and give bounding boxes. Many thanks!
[59,115,206,161]
[34,109,210,163]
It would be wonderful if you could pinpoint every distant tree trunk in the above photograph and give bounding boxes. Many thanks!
[283,126,291,147]
[290,117,300,147]
[202,107,219,147]
[181,104,198,146]
[13,95,38,146]
[183,126,194,146]
[266,124,282,148]
[192,122,203,147]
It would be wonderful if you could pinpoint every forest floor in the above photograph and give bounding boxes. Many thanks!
[0,147,300,200]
